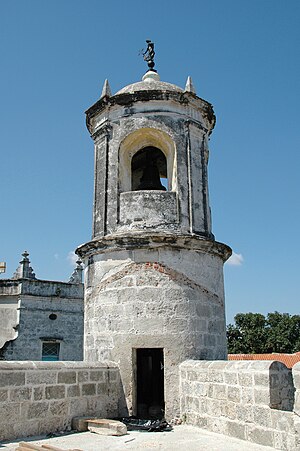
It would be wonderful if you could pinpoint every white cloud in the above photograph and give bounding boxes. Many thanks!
[54,253,59,260]
[226,251,244,266]
[67,251,78,267]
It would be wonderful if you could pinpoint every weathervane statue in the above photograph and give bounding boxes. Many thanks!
[142,40,156,72]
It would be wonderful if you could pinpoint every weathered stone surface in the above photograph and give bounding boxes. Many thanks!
[58,371,77,384]
[67,385,80,397]
[10,387,31,401]
[82,383,96,396]
[45,385,65,400]
[87,419,127,436]
[27,401,49,419]
[0,362,121,442]
[247,425,274,447]
[72,416,94,432]
[0,254,84,362]
[0,371,25,387]
[179,360,299,450]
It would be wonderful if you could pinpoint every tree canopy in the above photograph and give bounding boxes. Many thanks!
[227,312,300,354]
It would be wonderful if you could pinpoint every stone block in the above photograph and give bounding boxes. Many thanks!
[195,414,208,429]
[26,370,57,385]
[241,386,254,404]
[72,416,95,432]
[82,383,96,396]
[195,382,208,397]
[247,425,274,447]
[0,388,8,402]
[69,397,88,417]
[254,372,269,386]
[224,372,238,385]
[207,416,227,435]
[67,385,80,397]
[226,420,246,440]
[207,370,224,383]
[236,404,253,423]
[206,398,222,416]
[33,386,44,401]
[49,400,69,416]
[212,384,226,400]
[87,418,127,436]
[77,370,89,382]
[0,402,21,422]
[221,401,236,420]
[45,385,65,400]
[58,371,77,384]
[271,409,294,432]
[227,385,241,403]
[39,415,70,436]
[274,431,287,450]
[9,387,32,402]
[0,423,14,441]
[238,372,253,386]
[253,406,272,428]
[90,370,105,382]
[0,371,25,387]
[27,401,49,419]
[13,420,39,440]
[254,388,270,405]
[108,370,118,383]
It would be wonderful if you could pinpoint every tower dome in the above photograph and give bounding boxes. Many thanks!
[116,71,184,95]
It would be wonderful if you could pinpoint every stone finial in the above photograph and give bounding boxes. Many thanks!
[101,79,112,98]
[185,76,196,94]
[69,259,83,284]
[13,251,36,279]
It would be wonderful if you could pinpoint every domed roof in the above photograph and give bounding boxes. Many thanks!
[116,71,183,95]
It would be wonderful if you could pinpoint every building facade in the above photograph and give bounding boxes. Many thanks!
[0,251,84,361]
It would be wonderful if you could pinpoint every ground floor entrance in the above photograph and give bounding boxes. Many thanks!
[136,348,165,419]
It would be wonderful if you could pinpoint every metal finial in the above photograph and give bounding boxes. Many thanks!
[22,251,29,261]
[142,40,156,72]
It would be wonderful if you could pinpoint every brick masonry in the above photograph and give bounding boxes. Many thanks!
[0,361,121,442]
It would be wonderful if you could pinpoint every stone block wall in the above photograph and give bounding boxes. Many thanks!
[0,361,121,442]
[180,360,299,450]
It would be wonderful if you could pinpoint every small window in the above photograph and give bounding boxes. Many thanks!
[42,342,60,361]
[131,147,167,191]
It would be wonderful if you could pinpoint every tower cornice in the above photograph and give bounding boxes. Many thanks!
[86,90,215,133]
[76,232,232,262]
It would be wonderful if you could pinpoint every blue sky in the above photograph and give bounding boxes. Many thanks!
[0,0,299,324]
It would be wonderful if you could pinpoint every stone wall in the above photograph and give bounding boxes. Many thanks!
[82,244,229,419]
[0,279,84,361]
[180,360,300,450]
[0,361,121,442]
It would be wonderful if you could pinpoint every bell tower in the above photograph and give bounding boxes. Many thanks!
[77,42,231,420]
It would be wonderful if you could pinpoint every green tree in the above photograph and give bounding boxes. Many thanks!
[227,311,300,354]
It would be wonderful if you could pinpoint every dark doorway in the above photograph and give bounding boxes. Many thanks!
[136,348,165,419]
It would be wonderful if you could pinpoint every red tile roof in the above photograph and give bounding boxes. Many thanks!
[228,352,300,368]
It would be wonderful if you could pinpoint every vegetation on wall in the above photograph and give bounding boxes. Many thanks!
[227,312,300,354]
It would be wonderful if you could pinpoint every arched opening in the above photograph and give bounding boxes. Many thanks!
[131,146,167,191]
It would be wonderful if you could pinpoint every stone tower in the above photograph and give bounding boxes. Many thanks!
[77,49,231,419]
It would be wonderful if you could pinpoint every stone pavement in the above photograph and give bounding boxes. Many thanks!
[0,425,276,451]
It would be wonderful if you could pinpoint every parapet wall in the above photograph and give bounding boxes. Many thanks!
[0,361,121,442]
[180,360,300,450]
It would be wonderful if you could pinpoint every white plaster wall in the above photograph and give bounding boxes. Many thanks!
[83,245,227,419]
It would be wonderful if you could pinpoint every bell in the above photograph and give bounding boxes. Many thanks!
[137,160,166,191]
